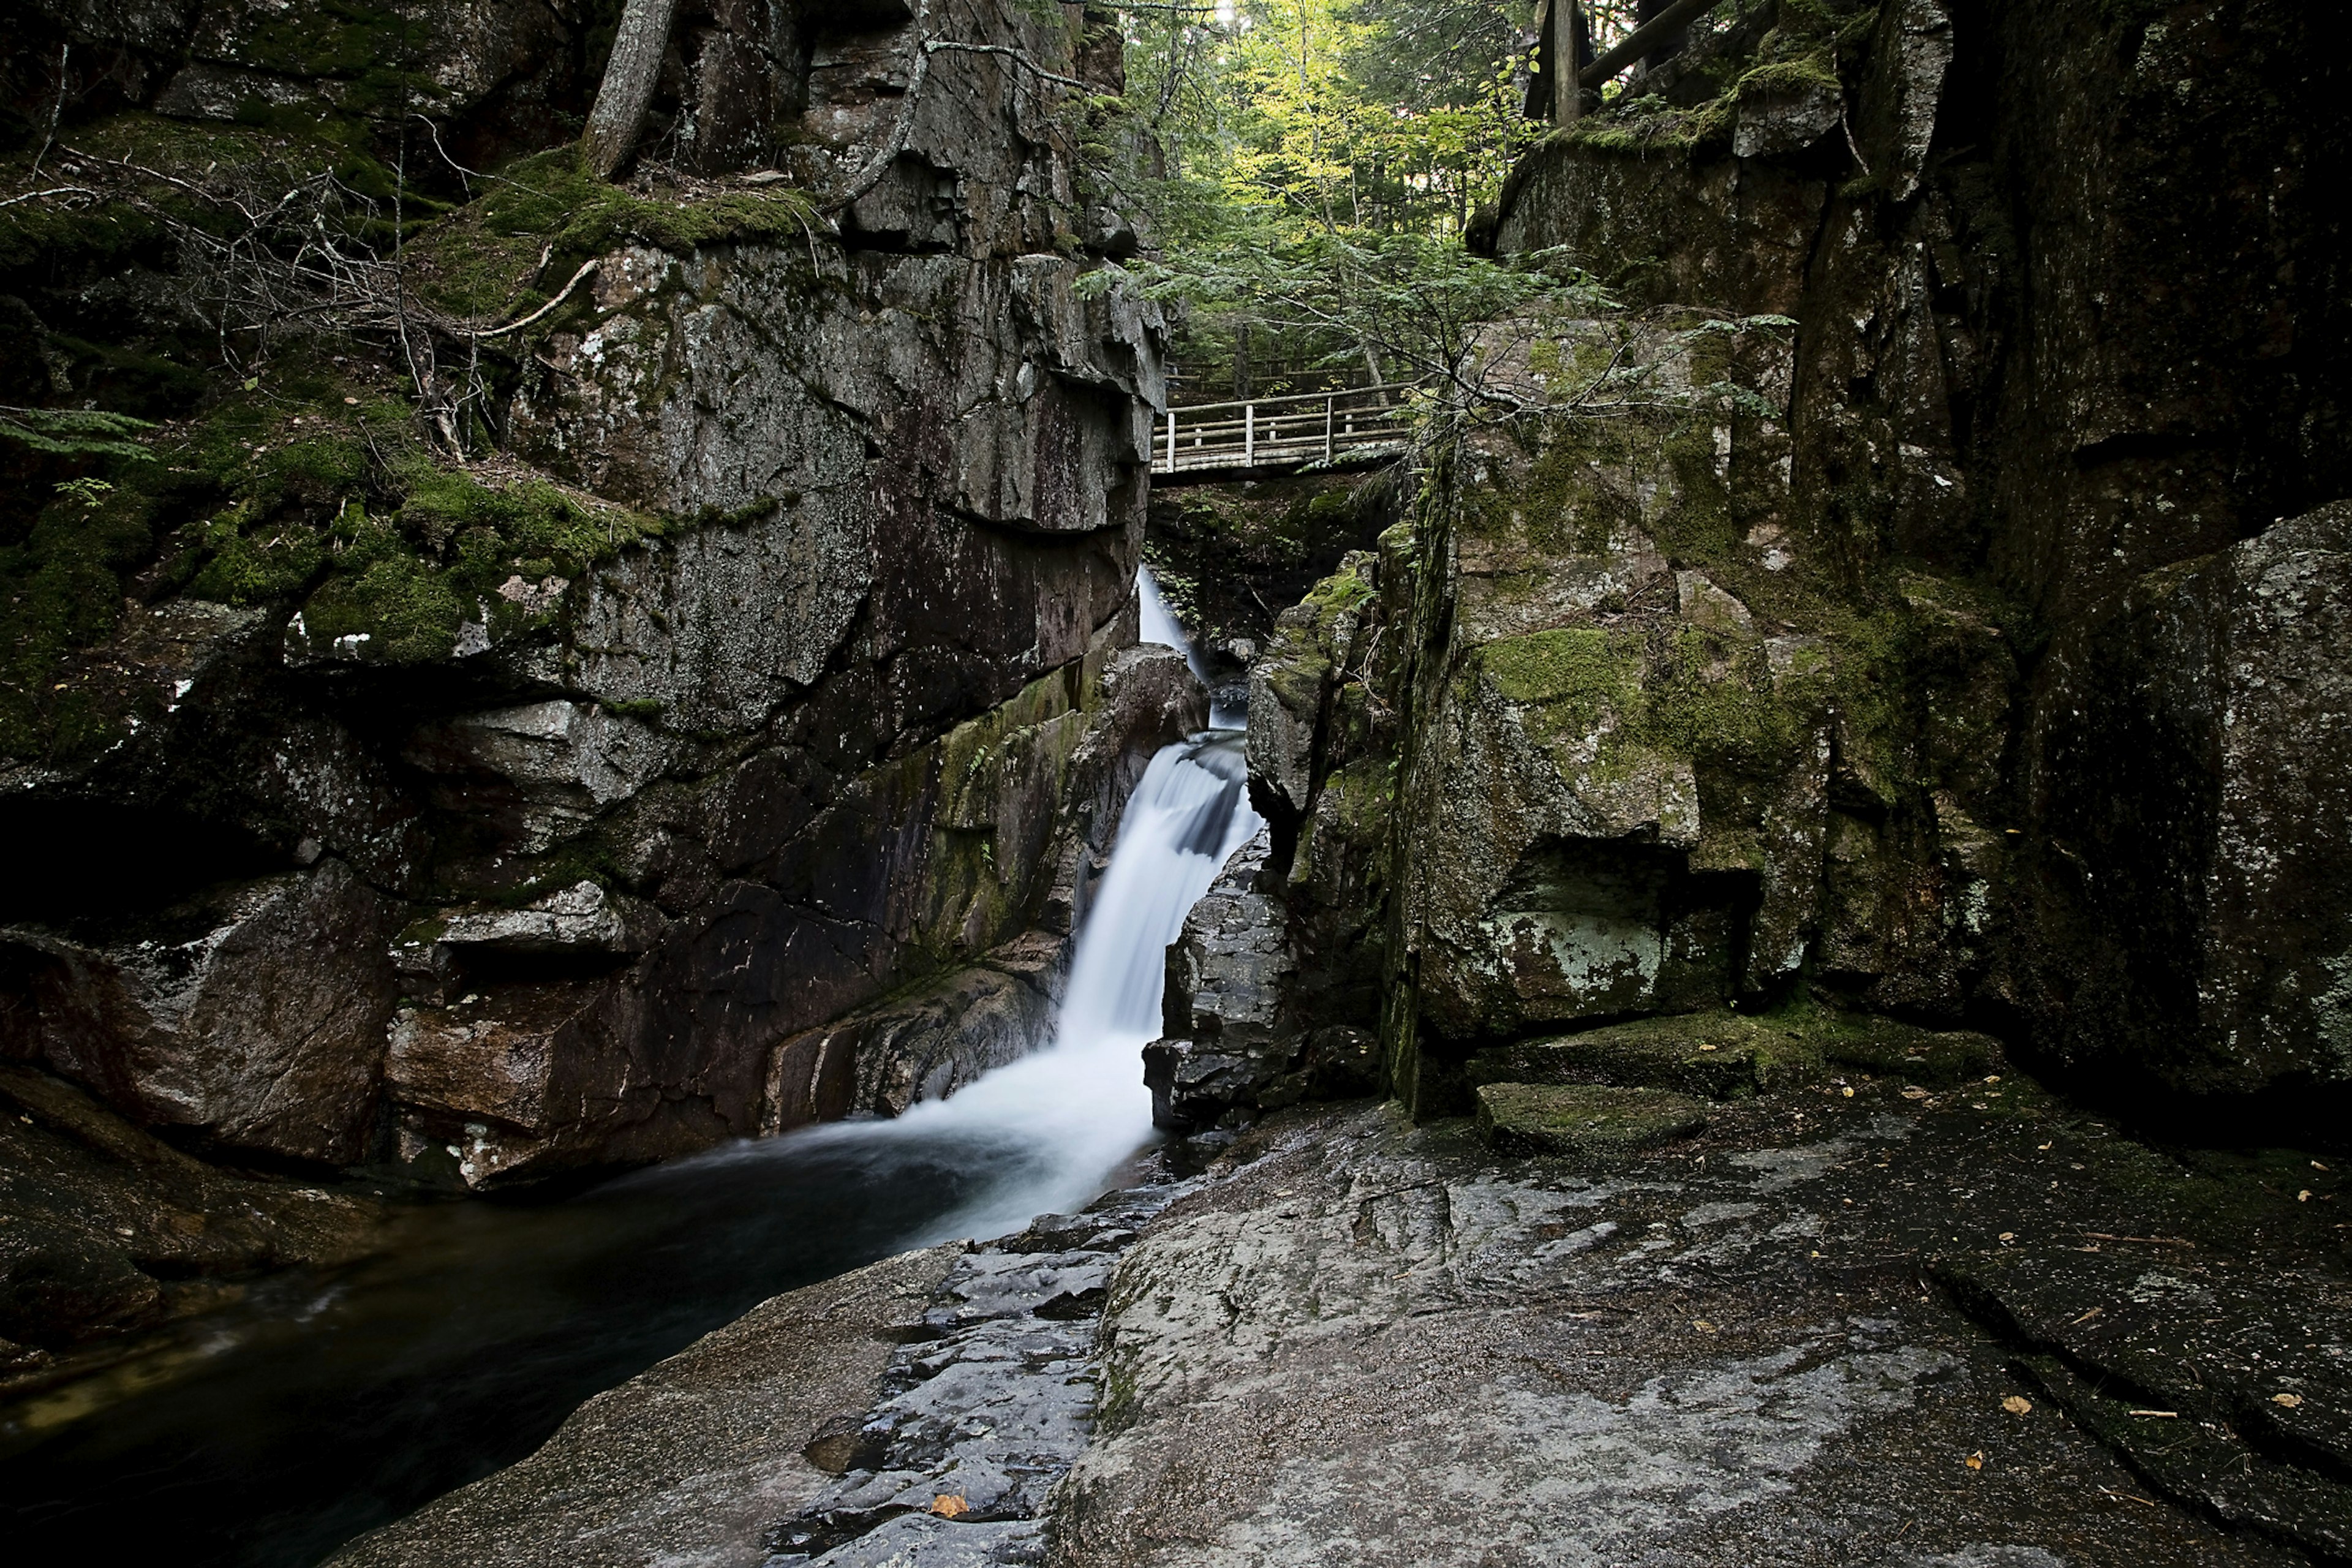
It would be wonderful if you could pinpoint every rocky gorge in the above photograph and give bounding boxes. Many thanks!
[6,0,2352,1564]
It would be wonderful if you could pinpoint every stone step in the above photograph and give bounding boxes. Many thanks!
[1465,1009,2003,1102]
[1472,1082,1709,1160]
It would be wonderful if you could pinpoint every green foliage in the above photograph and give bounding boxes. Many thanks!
[1115,0,1549,387]
[0,405,156,461]
[1104,228,1613,407]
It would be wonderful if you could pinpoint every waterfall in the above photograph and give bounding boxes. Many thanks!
[1137,563,1210,690]
[1139,562,1246,729]
[763,570,1261,1238]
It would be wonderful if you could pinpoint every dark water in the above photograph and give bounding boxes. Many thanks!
[0,1122,1074,1568]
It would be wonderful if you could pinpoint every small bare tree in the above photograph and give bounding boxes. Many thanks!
[581,0,680,179]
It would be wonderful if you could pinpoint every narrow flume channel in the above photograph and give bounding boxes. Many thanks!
[0,602,1255,1568]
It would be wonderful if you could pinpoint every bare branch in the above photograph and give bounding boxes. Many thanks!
[469,258,601,338]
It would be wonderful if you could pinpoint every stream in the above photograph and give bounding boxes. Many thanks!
[0,575,1256,1568]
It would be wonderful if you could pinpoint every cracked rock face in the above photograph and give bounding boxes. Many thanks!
[2028,502,2352,1093]
[1,860,401,1165]
[0,0,1175,1202]
[1049,1095,2306,1568]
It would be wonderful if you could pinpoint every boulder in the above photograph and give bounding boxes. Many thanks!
[0,1063,382,1354]
[1472,1082,1710,1160]
[2027,503,2352,1093]
[0,860,400,1164]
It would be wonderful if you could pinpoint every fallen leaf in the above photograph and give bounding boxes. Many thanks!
[2301,1189,2314,1203]
[1692,1319,1718,1333]
[2002,1395,2033,1415]
[932,1495,970,1519]
[1697,1042,1719,1052]
[1999,1232,2016,1243]
[1984,1075,2002,1084]
[1841,1087,1856,1098]
[2067,1305,2105,1326]
[2314,1161,2332,1172]
[2275,1393,2305,1409]
[1902,1087,1931,1100]
[1964,1451,1985,1471]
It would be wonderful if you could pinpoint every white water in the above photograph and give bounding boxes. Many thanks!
[1138,563,1210,688]
[1139,563,1247,729]
[873,734,1258,1236]
[725,573,1260,1240]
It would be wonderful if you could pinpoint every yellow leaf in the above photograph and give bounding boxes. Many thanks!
[1964,1451,1985,1471]
[2002,1395,2032,1415]
[932,1495,970,1519]
[2275,1393,2305,1409]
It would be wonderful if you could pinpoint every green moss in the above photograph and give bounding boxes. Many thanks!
[1479,627,1640,717]
[1475,1081,1710,1160]
[0,111,404,274]
[1733,55,1843,100]
[405,150,826,319]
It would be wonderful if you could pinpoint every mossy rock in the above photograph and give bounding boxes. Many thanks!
[1818,1018,2003,1086]
[1468,1013,1787,1099]
[1466,1007,2005,1100]
[1474,1082,1709,1161]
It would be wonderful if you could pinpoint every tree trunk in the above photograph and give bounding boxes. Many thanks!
[581,0,679,179]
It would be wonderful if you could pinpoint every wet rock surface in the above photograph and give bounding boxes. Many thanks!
[0,1063,383,1371]
[1055,1076,2347,1566]
[764,1180,1196,1566]
[326,1246,962,1568]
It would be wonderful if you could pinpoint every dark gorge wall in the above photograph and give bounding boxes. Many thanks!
[0,0,1181,1218]
[1157,0,2352,1131]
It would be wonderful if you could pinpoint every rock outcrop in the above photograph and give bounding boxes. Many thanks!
[1182,0,2352,1129]
[0,1061,383,1364]
[1,0,1179,1219]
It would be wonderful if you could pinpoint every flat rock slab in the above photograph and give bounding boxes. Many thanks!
[326,1245,959,1568]
[1937,1245,2352,1558]
[1466,1009,2003,1101]
[1054,1085,2329,1567]
[1474,1081,1709,1158]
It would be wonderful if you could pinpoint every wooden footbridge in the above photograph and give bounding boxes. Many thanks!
[1152,383,1414,481]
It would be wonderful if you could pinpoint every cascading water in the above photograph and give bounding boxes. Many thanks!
[1,567,1262,1568]
[1140,562,1247,729]
[768,572,1259,1238]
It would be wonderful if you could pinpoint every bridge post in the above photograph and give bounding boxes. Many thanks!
[1166,409,1177,473]
[1245,403,1255,468]
[1325,396,1335,463]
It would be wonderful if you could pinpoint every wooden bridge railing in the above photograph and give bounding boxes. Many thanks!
[1153,383,1415,478]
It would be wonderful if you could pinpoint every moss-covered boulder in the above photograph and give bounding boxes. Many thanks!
[1467,1006,2003,1101]
[1472,1081,1709,1160]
